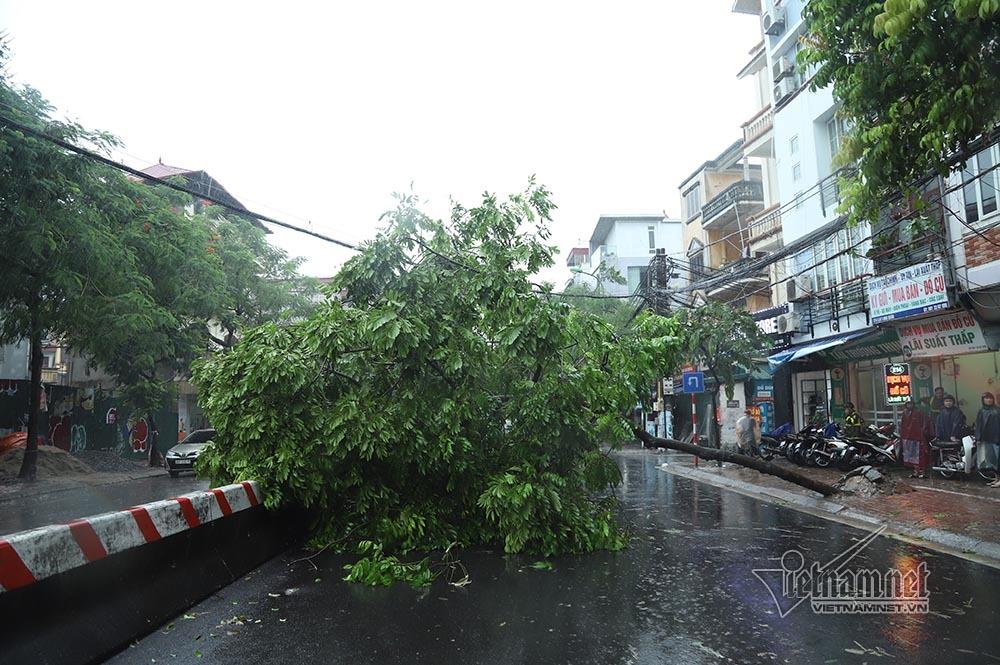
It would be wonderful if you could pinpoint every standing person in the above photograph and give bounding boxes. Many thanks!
[975,392,1000,486]
[900,399,933,479]
[929,386,946,418]
[935,394,967,442]
[844,402,864,437]
[736,408,760,455]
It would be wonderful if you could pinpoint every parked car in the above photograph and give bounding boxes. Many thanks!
[164,428,216,477]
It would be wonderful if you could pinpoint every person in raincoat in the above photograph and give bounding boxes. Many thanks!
[899,398,933,479]
[974,392,1000,486]
[735,409,760,455]
[935,394,967,442]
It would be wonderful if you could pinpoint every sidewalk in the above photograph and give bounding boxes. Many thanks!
[646,447,1000,567]
[0,466,208,535]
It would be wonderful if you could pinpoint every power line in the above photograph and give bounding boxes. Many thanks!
[679,161,1000,298]
[0,112,360,251]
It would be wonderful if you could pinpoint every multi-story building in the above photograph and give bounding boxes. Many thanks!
[571,215,682,297]
[734,0,1000,431]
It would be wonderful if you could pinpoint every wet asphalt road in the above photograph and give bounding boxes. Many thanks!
[110,451,1000,664]
[0,473,208,535]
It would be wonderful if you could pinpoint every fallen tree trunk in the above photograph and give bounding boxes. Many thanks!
[634,428,839,497]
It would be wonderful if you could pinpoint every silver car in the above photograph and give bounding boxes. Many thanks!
[164,428,216,477]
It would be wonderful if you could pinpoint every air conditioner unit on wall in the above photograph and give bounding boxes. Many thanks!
[762,6,786,36]
[772,55,794,82]
[785,275,813,303]
[776,312,802,334]
[773,77,796,104]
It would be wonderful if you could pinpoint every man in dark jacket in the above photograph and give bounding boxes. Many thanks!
[935,394,966,442]
[975,392,1000,485]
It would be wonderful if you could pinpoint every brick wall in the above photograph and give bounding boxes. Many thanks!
[964,227,1000,268]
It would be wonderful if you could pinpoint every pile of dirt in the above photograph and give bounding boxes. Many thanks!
[0,446,95,479]
[71,450,147,473]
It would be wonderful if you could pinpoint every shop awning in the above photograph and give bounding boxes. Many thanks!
[767,330,869,373]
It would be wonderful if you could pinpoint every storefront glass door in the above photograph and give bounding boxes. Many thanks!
[796,371,829,429]
[857,364,900,428]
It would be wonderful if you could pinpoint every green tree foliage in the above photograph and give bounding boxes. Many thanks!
[208,211,320,348]
[801,0,1000,223]
[670,302,768,447]
[0,44,146,478]
[559,263,634,331]
[0,42,318,473]
[76,183,227,463]
[193,184,679,582]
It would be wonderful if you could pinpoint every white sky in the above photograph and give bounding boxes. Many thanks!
[0,1,759,285]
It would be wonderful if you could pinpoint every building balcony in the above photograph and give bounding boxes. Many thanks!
[40,366,70,386]
[701,180,765,231]
[741,105,773,157]
[704,256,770,301]
[800,278,870,330]
[747,204,782,247]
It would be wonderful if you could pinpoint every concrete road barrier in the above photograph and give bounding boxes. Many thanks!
[0,481,302,665]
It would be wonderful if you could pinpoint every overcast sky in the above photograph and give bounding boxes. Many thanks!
[0,1,759,285]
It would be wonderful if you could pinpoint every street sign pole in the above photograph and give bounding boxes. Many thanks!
[691,393,698,467]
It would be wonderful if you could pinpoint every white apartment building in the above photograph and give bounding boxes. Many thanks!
[571,215,683,297]
[736,0,1000,430]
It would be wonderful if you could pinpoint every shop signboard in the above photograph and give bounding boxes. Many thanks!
[895,310,990,359]
[752,304,792,350]
[753,379,774,400]
[883,363,912,404]
[867,260,949,323]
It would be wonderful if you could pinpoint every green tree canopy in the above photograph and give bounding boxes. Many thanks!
[193,184,679,582]
[801,0,1000,223]
[670,301,768,446]
[208,211,320,348]
[0,44,154,477]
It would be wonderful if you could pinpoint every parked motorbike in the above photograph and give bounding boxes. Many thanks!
[837,424,898,467]
[930,435,995,480]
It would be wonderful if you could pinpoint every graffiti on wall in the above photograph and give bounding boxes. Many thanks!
[130,417,149,453]
[0,381,177,457]
[70,425,87,453]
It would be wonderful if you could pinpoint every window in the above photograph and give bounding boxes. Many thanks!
[962,143,1000,224]
[648,225,656,254]
[827,116,851,162]
[792,163,801,182]
[793,190,804,209]
[683,185,702,220]
[627,266,648,294]
[790,135,799,155]
[688,240,705,278]
[795,228,872,294]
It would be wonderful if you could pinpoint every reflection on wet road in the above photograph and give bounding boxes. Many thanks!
[111,451,1000,664]
[0,474,208,535]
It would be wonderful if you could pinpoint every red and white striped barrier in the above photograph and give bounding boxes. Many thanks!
[0,481,261,593]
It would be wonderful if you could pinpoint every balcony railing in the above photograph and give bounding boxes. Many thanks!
[742,105,773,146]
[801,278,870,329]
[702,180,764,225]
[747,204,781,244]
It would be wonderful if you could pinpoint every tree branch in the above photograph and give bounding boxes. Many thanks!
[634,428,839,497]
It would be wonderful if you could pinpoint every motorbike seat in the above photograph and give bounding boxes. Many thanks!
[929,439,962,450]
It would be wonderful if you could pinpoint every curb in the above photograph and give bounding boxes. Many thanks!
[659,462,1000,569]
[0,479,300,665]
[0,480,261,593]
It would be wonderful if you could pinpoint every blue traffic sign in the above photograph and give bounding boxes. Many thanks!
[681,371,705,394]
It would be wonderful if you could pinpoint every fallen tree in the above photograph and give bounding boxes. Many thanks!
[634,428,839,497]
[194,183,680,585]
